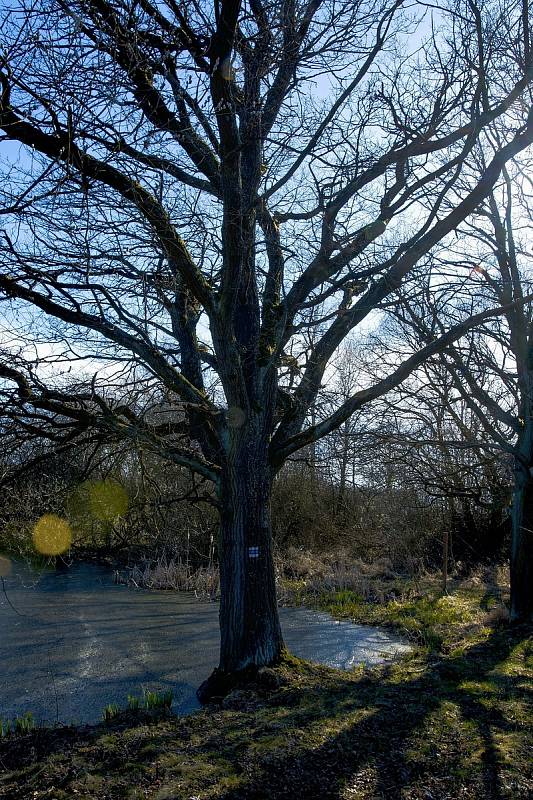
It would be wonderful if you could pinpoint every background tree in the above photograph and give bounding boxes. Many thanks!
[392,143,533,619]
[0,0,532,686]
[361,350,511,576]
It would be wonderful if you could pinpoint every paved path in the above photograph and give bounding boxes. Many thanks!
[0,562,410,724]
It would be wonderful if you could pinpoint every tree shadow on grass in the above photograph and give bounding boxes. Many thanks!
[216,624,532,800]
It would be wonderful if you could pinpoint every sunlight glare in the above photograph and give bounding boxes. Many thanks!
[32,514,72,556]
[88,480,129,522]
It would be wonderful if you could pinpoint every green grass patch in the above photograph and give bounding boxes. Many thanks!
[102,703,120,723]
[306,582,493,653]
[0,711,35,738]
[141,689,173,710]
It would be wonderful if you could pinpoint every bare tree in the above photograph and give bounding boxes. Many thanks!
[0,0,531,686]
[393,138,533,619]
[362,345,511,568]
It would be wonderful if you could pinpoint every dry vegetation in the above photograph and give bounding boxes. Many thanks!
[114,558,220,600]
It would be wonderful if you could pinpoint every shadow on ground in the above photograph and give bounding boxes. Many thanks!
[212,626,532,799]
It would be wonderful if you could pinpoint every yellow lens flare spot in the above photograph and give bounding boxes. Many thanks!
[88,480,129,522]
[33,515,72,556]
[0,555,12,577]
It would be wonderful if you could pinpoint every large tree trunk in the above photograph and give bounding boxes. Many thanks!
[217,424,284,674]
[510,462,533,622]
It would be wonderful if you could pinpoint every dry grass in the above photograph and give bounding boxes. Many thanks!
[275,548,408,607]
[114,549,396,604]
[114,556,219,600]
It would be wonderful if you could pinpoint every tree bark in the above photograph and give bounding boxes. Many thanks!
[217,423,284,674]
[510,462,533,622]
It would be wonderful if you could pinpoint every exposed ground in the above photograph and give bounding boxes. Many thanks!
[0,579,531,800]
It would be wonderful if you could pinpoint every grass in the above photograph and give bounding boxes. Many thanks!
[283,571,509,654]
[102,703,121,723]
[315,586,480,651]
[127,695,140,711]
[0,580,531,800]
[0,712,35,738]
[115,557,219,600]
[107,690,174,719]
[141,689,173,710]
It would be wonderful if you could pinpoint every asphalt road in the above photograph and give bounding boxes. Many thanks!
[0,561,410,724]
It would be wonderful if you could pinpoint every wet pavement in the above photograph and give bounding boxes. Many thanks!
[0,562,411,724]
